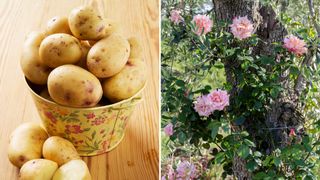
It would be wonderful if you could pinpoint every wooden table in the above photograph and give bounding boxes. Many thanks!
[0,0,159,179]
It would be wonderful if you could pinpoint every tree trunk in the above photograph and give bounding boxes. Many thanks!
[212,0,306,179]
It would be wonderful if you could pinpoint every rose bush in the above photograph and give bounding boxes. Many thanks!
[161,0,320,179]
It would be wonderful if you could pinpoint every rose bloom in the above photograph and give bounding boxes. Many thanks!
[163,123,174,136]
[208,89,229,111]
[194,94,214,117]
[283,35,307,56]
[176,161,198,180]
[192,14,213,36]
[229,16,254,40]
[170,10,183,24]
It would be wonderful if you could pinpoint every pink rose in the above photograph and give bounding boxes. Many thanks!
[208,89,230,111]
[91,118,105,126]
[192,14,213,36]
[170,10,183,24]
[164,123,174,136]
[283,35,307,56]
[289,128,296,137]
[229,16,254,40]
[176,161,198,179]
[44,111,57,124]
[194,95,214,117]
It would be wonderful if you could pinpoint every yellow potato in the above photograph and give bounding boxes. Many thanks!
[43,136,80,166]
[102,59,147,103]
[52,160,91,180]
[128,37,143,59]
[48,65,103,107]
[68,6,106,40]
[19,159,58,180]
[46,16,72,35]
[39,33,82,68]
[75,41,91,69]
[87,34,130,78]
[8,122,48,168]
[20,31,51,85]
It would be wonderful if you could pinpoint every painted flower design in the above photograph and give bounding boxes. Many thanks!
[170,10,183,24]
[230,16,254,40]
[194,95,213,117]
[192,14,213,36]
[283,35,307,56]
[208,89,230,111]
[65,125,83,134]
[86,112,95,119]
[163,123,174,136]
[91,117,105,126]
[44,111,57,124]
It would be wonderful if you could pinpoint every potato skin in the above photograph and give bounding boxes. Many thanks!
[19,159,58,180]
[20,31,51,85]
[8,122,48,168]
[48,65,103,107]
[87,34,130,78]
[68,6,106,40]
[40,88,53,101]
[46,16,72,35]
[128,37,143,59]
[42,136,80,166]
[104,18,120,37]
[53,160,91,180]
[75,41,91,69]
[39,33,82,68]
[102,59,147,103]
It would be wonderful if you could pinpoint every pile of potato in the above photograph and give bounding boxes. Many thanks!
[21,5,147,107]
[8,123,91,180]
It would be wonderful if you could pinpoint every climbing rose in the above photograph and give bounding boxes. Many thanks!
[170,10,183,24]
[283,35,307,56]
[289,128,296,137]
[162,165,176,180]
[164,123,174,136]
[229,16,254,40]
[192,14,213,36]
[176,161,198,179]
[194,95,213,117]
[208,89,230,111]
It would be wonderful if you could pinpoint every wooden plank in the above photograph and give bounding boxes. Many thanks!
[0,0,159,179]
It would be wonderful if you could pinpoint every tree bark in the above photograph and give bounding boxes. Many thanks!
[212,0,306,179]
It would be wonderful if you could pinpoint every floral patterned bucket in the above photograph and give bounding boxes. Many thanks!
[26,79,144,156]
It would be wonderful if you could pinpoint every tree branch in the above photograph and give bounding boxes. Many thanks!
[308,0,320,36]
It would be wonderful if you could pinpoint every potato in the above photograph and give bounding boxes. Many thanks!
[102,59,147,102]
[87,34,130,78]
[53,160,91,180]
[48,65,103,107]
[8,122,48,168]
[19,159,58,180]
[39,33,82,68]
[20,31,51,85]
[68,6,106,40]
[75,41,91,69]
[128,37,143,59]
[43,136,80,166]
[40,88,53,101]
[46,16,72,35]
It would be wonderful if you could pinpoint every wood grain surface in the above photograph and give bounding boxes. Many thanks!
[0,0,159,179]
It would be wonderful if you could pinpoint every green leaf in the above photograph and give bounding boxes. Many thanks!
[273,157,281,167]
[270,87,280,98]
[238,144,250,159]
[178,132,186,144]
[244,139,256,147]
[235,116,246,125]
[246,160,258,172]
[214,152,225,164]
[210,122,221,140]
